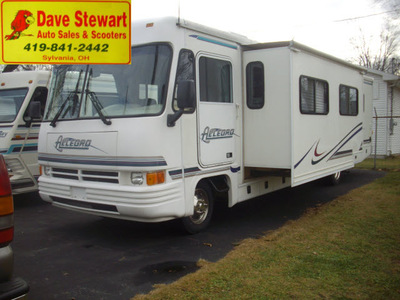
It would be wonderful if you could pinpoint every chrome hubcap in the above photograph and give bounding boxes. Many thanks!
[190,188,209,224]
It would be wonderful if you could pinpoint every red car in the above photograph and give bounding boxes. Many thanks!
[0,154,29,299]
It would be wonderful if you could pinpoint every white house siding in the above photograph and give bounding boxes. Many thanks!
[371,74,389,156]
[389,87,400,155]
[368,69,400,156]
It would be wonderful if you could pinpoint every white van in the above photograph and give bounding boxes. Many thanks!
[38,18,372,233]
[0,71,51,194]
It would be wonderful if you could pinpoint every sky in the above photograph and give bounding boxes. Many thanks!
[132,0,388,61]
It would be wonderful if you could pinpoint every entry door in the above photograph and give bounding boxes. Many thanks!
[21,86,48,177]
[197,55,236,167]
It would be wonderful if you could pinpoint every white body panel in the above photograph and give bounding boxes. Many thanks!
[37,18,373,224]
[243,47,291,169]
[290,49,372,186]
[243,44,373,186]
[0,71,51,194]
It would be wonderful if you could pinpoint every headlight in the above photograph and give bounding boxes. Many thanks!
[131,172,144,185]
[43,166,51,176]
[41,166,51,176]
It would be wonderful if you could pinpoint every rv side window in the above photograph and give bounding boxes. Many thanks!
[246,61,264,109]
[199,57,232,103]
[0,88,28,123]
[173,49,195,112]
[299,75,329,115]
[339,85,358,116]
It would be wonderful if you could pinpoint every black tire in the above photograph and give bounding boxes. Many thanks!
[327,171,341,185]
[182,181,214,234]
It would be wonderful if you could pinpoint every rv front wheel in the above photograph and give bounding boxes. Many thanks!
[182,181,214,234]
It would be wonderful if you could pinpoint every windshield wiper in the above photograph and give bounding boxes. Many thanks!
[50,70,83,127]
[85,68,112,126]
[86,90,112,125]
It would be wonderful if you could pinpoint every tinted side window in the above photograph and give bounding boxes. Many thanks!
[300,75,329,115]
[339,85,358,116]
[199,57,232,103]
[246,62,264,109]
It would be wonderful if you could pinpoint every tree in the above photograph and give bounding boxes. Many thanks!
[351,0,400,75]
[375,0,400,19]
[1,64,52,73]
[351,26,400,74]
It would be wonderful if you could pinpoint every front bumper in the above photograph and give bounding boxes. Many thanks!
[0,246,29,300]
[0,277,29,300]
[39,176,185,222]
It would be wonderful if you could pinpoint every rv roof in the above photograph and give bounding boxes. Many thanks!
[134,17,254,45]
[133,18,365,73]
[366,68,400,83]
[243,41,366,72]
[177,18,255,45]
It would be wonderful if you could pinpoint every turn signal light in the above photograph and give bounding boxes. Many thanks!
[146,171,165,186]
[0,195,13,216]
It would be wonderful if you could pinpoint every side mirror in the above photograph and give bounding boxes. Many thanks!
[167,80,195,127]
[177,80,195,110]
[24,102,42,127]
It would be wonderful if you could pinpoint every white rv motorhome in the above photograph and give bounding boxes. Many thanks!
[38,18,373,233]
[0,70,51,194]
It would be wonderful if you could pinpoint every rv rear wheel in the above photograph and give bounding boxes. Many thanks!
[327,171,341,185]
[182,181,214,234]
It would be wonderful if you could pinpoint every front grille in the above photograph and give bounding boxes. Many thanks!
[51,197,118,212]
[11,178,35,189]
[50,167,119,184]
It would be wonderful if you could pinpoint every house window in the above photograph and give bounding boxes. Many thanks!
[340,85,358,116]
[199,57,232,103]
[246,61,265,109]
[300,75,329,115]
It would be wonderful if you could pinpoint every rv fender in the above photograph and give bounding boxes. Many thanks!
[206,175,230,193]
[182,180,214,234]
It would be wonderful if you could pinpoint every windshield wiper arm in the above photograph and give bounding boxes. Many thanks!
[85,68,111,126]
[86,90,112,125]
[50,92,77,127]
[50,70,83,127]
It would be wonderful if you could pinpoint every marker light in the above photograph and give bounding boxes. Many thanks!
[146,171,165,186]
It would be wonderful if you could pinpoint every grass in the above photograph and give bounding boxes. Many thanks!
[133,166,400,299]
[356,155,400,171]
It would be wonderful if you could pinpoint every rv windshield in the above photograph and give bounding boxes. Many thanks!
[0,88,29,123]
[44,44,172,122]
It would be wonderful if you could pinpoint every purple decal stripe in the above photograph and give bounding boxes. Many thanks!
[294,141,316,169]
[38,154,167,167]
[295,122,362,169]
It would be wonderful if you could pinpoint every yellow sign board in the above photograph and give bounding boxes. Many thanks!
[1,0,131,64]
